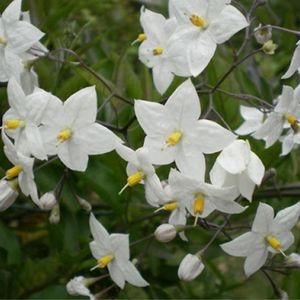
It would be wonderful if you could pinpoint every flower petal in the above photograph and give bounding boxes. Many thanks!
[244,247,268,277]
[122,261,149,287]
[252,202,274,233]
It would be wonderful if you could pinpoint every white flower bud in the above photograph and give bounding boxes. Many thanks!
[49,203,60,224]
[285,252,300,267]
[76,196,92,212]
[178,254,205,281]
[66,276,95,300]
[0,180,18,211]
[254,24,272,44]
[154,224,177,243]
[39,192,57,211]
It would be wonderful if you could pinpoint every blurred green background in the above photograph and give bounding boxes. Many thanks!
[1,0,300,298]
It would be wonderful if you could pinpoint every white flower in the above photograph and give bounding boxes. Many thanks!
[154,224,177,243]
[178,253,204,281]
[221,202,300,277]
[282,41,300,79]
[116,144,164,207]
[0,0,44,82]
[135,79,236,169]
[235,105,265,136]
[66,276,95,300]
[89,214,149,289]
[39,192,57,211]
[0,179,18,211]
[40,86,122,171]
[210,140,265,201]
[138,8,191,94]
[253,85,300,148]
[3,77,52,160]
[254,24,272,45]
[169,0,248,76]
[169,168,246,224]
[2,131,39,205]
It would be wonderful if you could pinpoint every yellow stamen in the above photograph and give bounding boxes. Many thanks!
[166,131,182,147]
[57,128,72,143]
[152,47,164,56]
[4,119,24,130]
[137,33,146,42]
[6,165,22,179]
[127,171,144,187]
[265,235,282,251]
[0,36,7,45]
[286,114,298,128]
[163,201,179,211]
[97,254,114,268]
[190,15,207,28]
[193,194,205,226]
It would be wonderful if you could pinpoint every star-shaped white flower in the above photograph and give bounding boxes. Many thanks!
[116,144,164,207]
[2,131,39,205]
[235,105,265,136]
[169,0,248,76]
[89,213,149,289]
[0,0,44,82]
[2,77,53,160]
[210,140,265,201]
[282,41,300,79]
[221,202,300,277]
[135,79,236,171]
[138,8,191,94]
[253,85,300,148]
[40,86,122,171]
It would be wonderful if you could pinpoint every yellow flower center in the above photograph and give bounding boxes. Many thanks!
[97,254,114,268]
[0,36,7,45]
[193,194,205,215]
[6,165,22,179]
[137,33,146,42]
[286,114,298,129]
[4,119,25,130]
[152,47,164,56]
[265,235,282,251]
[166,131,182,147]
[127,171,145,187]
[163,201,179,211]
[190,15,207,28]
[57,128,72,143]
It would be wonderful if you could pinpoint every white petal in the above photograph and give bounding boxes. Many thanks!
[246,152,265,185]
[7,77,26,116]
[244,248,268,277]
[209,5,248,44]
[235,120,263,135]
[89,213,110,244]
[165,79,201,124]
[275,231,294,251]
[122,261,149,287]
[274,85,294,113]
[195,120,236,154]
[89,241,109,259]
[209,161,227,187]
[240,105,264,121]
[238,172,256,201]
[220,232,259,257]
[2,0,22,23]
[24,124,47,160]
[108,261,125,289]
[152,63,174,95]
[281,132,295,156]
[74,123,119,155]
[64,86,97,127]
[116,144,138,165]
[282,43,300,79]
[217,140,250,174]
[252,203,274,233]
[134,100,172,136]
[110,234,130,261]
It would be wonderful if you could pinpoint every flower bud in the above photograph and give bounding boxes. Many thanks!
[0,180,18,211]
[49,203,60,224]
[39,192,57,211]
[66,276,95,299]
[178,254,205,281]
[254,24,272,44]
[154,224,177,243]
[76,196,92,212]
[262,40,278,55]
[285,252,300,267]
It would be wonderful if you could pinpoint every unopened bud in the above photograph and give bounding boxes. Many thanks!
[262,40,278,55]
[285,252,300,267]
[76,196,92,212]
[49,203,60,224]
[39,192,57,211]
[254,24,272,44]
[66,276,94,298]
[154,224,177,243]
[279,290,289,300]
[178,253,205,281]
